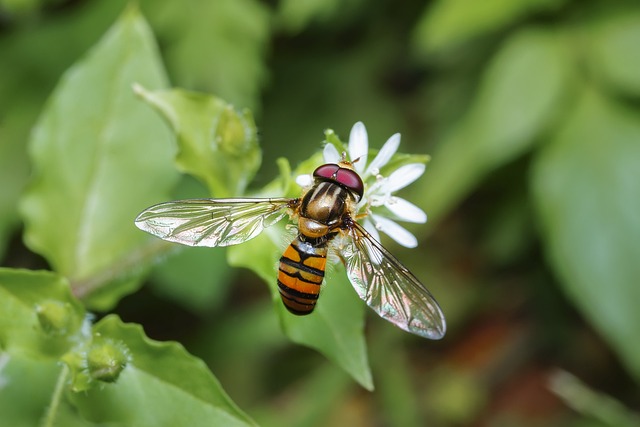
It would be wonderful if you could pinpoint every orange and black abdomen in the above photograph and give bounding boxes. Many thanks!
[278,237,328,315]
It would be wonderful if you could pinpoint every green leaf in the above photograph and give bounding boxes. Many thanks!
[19,7,178,309]
[0,268,85,358]
[66,315,257,427]
[422,27,570,224]
[0,2,136,265]
[227,155,373,391]
[0,354,63,427]
[531,90,640,382]
[154,0,270,112]
[587,11,640,97]
[134,85,261,198]
[413,0,566,53]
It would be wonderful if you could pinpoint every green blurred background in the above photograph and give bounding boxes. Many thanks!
[1,0,639,426]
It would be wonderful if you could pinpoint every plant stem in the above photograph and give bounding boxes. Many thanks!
[41,364,69,427]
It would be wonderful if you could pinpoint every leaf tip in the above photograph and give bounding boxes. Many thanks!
[132,82,146,96]
[121,1,143,20]
[132,82,155,104]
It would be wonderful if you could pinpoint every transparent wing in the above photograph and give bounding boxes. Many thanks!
[340,220,446,339]
[135,198,294,247]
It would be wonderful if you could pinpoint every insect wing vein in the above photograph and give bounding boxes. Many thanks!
[341,221,446,339]
[135,198,293,247]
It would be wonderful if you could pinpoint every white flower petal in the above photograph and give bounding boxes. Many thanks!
[348,122,368,173]
[362,217,381,243]
[295,174,313,187]
[365,133,400,177]
[384,197,427,223]
[371,214,418,248]
[323,143,341,164]
[384,163,425,193]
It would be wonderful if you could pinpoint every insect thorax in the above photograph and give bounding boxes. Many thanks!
[299,180,356,236]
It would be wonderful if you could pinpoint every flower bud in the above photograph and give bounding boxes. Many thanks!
[215,106,254,155]
[86,338,129,383]
[36,300,76,336]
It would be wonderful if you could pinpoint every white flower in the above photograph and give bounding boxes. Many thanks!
[299,121,427,248]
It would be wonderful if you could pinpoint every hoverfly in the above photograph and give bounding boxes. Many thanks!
[135,160,446,339]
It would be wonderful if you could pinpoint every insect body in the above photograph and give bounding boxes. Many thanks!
[278,164,362,314]
[135,161,446,339]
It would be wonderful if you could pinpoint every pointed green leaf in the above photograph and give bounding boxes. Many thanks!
[66,315,257,427]
[19,7,178,308]
[423,28,570,223]
[532,90,640,382]
[0,268,85,358]
[0,1,131,261]
[135,85,260,198]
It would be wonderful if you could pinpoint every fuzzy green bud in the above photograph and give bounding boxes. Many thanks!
[87,338,129,383]
[215,106,254,155]
[35,300,76,336]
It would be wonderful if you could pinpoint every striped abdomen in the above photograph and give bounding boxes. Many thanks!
[277,237,328,315]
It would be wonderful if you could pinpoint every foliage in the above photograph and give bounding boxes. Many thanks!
[19,6,177,311]
[2,7,256,426]
[1,0,639,426]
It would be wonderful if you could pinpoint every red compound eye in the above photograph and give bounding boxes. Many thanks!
[335,168,364,200]
[313,163,340,179]
[313,163,364,201]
